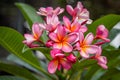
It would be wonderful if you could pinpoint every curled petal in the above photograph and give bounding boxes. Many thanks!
[54,7,64,15]
[98,62,108,69]
[60,58,71,70]
[62,42,73,52]
[76,2,83,10]
[66,5,74,15]
[96,25,109,38]
[67,54,76,63]
[48,59,58,74]
[97,56,107,64]
[50,49,62,58]
[49,33,59,42]
[84,33,94,45]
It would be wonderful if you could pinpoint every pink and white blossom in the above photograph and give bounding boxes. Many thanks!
[76,32,98,58]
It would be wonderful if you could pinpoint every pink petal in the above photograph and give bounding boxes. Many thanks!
[57,25,66,40]
[66,34,77,43]
[76,2,83,9]
[80,50,89,58]
[63,16,71,29]
[24,34,35,44]
[50,49,62,58]
[97,56,107,64]
[48,59,58,74]
[49,33,59,42]
[96,25,109,38]
[79,25,88,33]
[79,32,84,43]
[67,54,76,63]
[60,58,71,70]
[57,64,61,70]
[32,23,42,39]
[53,43,62,50]
[66,5,74,15]
[84,33,94,45]
[71,22,81,32]
[98,62,108,69]
[85,45,98,54]
[62,42,73,52]
[54,7,64,15]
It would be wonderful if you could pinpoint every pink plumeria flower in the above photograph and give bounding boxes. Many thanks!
[76,32,98,58]
[95,25,110,45]
[63,16,87,33]
[66,2,92,24]
[49,25,77,52]
[37,7,64,16]
[23,23,43,46]
[91,46,108,69]
[39,15,60,32]
[48,49,72,74]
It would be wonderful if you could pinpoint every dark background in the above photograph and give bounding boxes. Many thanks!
[0,0,120,59]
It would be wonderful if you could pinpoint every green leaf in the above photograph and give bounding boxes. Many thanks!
[28,47,51,60]
[88,14,120,34]
[0,62,38,80]
[0,76,26,80]
[0,27,56,80]
[15,3,43,28]
[15,3,47,43]
[83,49,120,80]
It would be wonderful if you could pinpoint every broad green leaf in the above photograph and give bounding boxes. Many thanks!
[0,27,56,80]
[0,76,26,80]
[15,3,43,28]
[67,59,97,80]
[15,3,47,43]
[0,62,38,80]
[88,14,120,34]
[22,46,51,60]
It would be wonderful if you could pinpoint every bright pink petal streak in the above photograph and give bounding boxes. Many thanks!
[66,5,74,15]
[84,33,94,45]
[60,58,71,70]
[79,32,84,43]
[32,23,42,38]
[49,33,59,42]
[62,42,73,52]
[57,25,66,40]
[63,16,71,29]
[48,59,58,74]
[66,34,77,43]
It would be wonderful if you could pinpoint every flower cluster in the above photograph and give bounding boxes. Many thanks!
[23,2,110,74]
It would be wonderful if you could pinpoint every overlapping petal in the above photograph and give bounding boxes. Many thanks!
[62,42,73,52]
[48,59,58,74]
